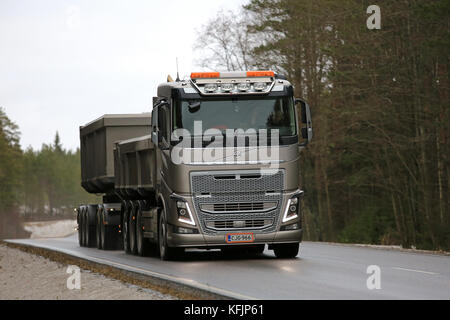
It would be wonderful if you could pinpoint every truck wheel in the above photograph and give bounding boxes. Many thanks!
[129,207,137,254]
[136,206,151,256]
[273,243,299,259]
[158,212,183,261]
[96,209,103,249]
[86,209,97,248]
[101,224,115,250]
[123,209,131,254]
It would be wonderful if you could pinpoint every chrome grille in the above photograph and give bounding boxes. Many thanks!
[205,219,273,231]
[200,202,277,213]
[191,170,284,234]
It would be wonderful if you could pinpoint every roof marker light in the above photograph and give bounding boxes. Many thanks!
[247,71,275,77]
[191,72,220,79]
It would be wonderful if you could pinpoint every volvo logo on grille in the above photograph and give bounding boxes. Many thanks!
[233,220,246,228]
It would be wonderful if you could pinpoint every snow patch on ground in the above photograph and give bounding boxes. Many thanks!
[23,220,77,239]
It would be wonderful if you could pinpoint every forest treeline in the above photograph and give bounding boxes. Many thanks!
[196,0,449,250]
[0,107,98,237]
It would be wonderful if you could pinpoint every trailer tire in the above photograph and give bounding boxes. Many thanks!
[158,211,183,261]
[273,243,299,259]
[136,206,151,256]
[78,209,84,247]
[84,210,95,248]
[83,210,88,247]
[123,208,131,254]
[129,206,137,255]
[96,208,103,249]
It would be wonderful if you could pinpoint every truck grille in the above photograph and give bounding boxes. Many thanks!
[205,219,273,230]
[200,202,277,213]
[190,170,284,234]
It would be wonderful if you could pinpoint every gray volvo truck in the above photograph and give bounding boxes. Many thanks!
[77,71,313,260]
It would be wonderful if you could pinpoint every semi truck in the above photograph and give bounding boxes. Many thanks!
[77,70,313,260]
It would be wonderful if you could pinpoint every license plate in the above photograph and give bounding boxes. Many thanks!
[226,233,255,243]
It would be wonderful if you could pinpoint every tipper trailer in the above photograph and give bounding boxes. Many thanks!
[77,70,313,260]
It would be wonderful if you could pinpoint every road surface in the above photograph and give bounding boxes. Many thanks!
[7,235,450,299]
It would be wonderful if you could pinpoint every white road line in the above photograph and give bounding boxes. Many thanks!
[392,267,439,275]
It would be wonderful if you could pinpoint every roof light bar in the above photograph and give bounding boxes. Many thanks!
[189,70,277,95]
[190,71,275,80]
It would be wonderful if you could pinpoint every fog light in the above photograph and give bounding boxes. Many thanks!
[281,223,299,231]
[289,205,297,212]
[176,226,198,234]
[179,208,187,216]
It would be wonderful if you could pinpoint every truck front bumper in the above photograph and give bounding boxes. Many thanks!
[167,229,302,248]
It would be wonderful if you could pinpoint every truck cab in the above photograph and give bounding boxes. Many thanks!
[149,71,312,258]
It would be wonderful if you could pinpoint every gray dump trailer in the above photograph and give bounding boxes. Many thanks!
[77,70,313,260]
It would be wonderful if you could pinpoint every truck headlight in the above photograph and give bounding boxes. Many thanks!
[282,197,299,223]
[176,200,196,226]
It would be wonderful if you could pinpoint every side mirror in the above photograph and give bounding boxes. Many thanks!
[295,98,313,145]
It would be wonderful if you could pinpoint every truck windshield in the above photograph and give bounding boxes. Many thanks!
[173,96,297,137]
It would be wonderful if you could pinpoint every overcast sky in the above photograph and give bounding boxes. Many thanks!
[0,0,246,150]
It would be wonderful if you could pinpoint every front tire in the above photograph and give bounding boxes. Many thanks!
[158,211,183,261]
[273,243,299,259]
[136,205,152,256]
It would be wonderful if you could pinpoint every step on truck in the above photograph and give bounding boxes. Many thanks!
[77,70,313,260]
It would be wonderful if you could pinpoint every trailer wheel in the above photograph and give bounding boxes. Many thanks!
[158,211,183,261]
[136,206,152,256]
[78,209,84,247]
[129,207,137,254]
[273,243,299,259]
[85,207,96,248]
[83,210,88,247]
[96,208,103,249]
[123,208,131,254]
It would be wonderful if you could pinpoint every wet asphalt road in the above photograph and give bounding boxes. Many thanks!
[7,235,450,299]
